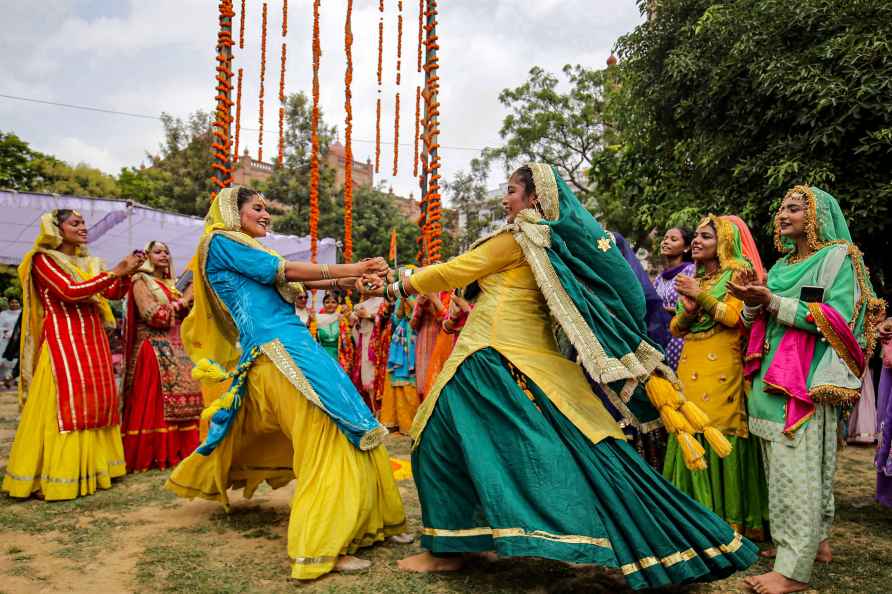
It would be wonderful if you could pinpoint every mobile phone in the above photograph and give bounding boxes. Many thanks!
[800,285,825,304]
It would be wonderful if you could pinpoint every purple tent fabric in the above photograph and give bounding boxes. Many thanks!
[612,232,671,349]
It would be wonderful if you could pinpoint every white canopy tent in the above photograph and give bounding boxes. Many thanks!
[0,190,337,274]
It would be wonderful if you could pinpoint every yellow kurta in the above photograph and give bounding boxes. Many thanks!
[670,294,748,437]
[408,232,624,446]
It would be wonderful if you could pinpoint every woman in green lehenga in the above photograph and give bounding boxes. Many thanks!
[371,163,757,590]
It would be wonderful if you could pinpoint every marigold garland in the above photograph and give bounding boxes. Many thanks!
[392,1,403,176]
[233,67,243,162]
[282,0,288,36]
[413,85,420,177]
[238,0,246,49]
[257,2,268,162]
[375,96,382,173]
[278,41,287,164]
[417,0,424,73]
[309,0,321,263]
[211,0,236,199]
[343,0,355,262]
[421,0,442,262]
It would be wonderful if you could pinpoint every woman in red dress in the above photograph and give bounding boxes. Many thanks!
[121,241,202,472]
[1,210,144,500]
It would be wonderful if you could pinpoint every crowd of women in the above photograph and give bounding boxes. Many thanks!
[1,164,891,594]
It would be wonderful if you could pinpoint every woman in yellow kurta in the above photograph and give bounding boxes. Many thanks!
[375,164,757,591]
[164,187,408,579]
[663,215,769,540]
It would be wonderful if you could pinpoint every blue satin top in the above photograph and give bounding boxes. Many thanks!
[205,234,383,449]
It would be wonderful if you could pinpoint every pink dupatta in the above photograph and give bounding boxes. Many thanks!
[744,302,864,436]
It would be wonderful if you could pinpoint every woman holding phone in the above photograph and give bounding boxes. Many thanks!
[729,186,884,594]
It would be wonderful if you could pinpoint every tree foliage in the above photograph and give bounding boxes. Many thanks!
[0,131,120,197]
[593,0,892,284]
[445,156,504,252]
[487,65,611,206]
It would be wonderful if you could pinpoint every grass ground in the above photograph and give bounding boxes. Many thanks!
[1,390,891,593]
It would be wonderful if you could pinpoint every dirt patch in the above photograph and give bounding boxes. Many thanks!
[1,389,891,593]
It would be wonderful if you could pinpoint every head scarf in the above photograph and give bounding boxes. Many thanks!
[770,185,884,355]
[180,186,303,372]
[509,163,668,431]
[680,214,754,333]
[17,211,115,403]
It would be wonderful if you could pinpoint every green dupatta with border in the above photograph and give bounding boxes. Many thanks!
[510,164,670,433]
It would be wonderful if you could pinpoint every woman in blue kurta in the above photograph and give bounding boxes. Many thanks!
[165,186,407,580]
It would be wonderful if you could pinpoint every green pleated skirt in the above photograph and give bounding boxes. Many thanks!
[412,348,758,591]
[663,433,770,541]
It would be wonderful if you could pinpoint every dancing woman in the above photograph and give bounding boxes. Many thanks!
[372,164,757,590]
[663,215,768,540]
[729,186,884,594]
[316,292,354,370]
[165,187,407,580]
[2,210,144,500]
[121,241,202,472]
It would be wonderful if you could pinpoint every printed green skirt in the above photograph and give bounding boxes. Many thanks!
[663,433,770,541]
[412,348,758,591]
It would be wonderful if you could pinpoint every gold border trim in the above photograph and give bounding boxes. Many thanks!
[528,162,560,220]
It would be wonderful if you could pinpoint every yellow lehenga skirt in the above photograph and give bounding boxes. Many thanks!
[1,347,126,500]
[165,356,406,580]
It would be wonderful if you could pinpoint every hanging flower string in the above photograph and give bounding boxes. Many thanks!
[413,85,420,177]
[233,67,244,163]
[392,0,403,176]
[278,42,287,165]
[343,0,355,262]
[422,0,442,262]
[257,2,268,161]
[211,0,236,200]
[309,0,321,263]
[238,0,246,49]
[282,0,288,36]
[375,0,384,173]
[413,0,425,233]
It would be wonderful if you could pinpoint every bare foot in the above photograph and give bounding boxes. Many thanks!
[747,572,809,594]
[397,551,463,572]
[388,532,415,545]
[815,539,832,563]
[333,555,371,573]
[759,548,777,559]
[468,551,498,562]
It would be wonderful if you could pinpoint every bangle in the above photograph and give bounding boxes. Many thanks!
[386,282,399,301]
[398,279,411,299]
[320,264,330,280]
[330,279,338,290]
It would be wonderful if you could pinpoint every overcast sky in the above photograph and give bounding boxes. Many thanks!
[1,0,644,199]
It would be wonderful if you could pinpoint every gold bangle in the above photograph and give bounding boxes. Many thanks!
[320,264,330,280]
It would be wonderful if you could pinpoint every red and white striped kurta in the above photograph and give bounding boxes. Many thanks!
[32,253,129,432]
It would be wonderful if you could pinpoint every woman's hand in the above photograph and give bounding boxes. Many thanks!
[355,274,386,296]
[674,275,701,299]
[354,257,389,278]
[727,274,772,307]
[680,294,698,314]
[112,252,146,277]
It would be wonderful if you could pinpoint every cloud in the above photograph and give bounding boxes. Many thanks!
[1,0,644,199]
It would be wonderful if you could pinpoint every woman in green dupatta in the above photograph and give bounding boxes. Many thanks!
[370,164,757,590]
[663,215,769,541]
[729,186,884,594]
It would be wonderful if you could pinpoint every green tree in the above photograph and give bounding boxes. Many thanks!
[30,157,120,197]
[595,0,892,284]
[488,65,612,206]
[0,132,39,190]
[119,111,215,215]
[445,156,503,251]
